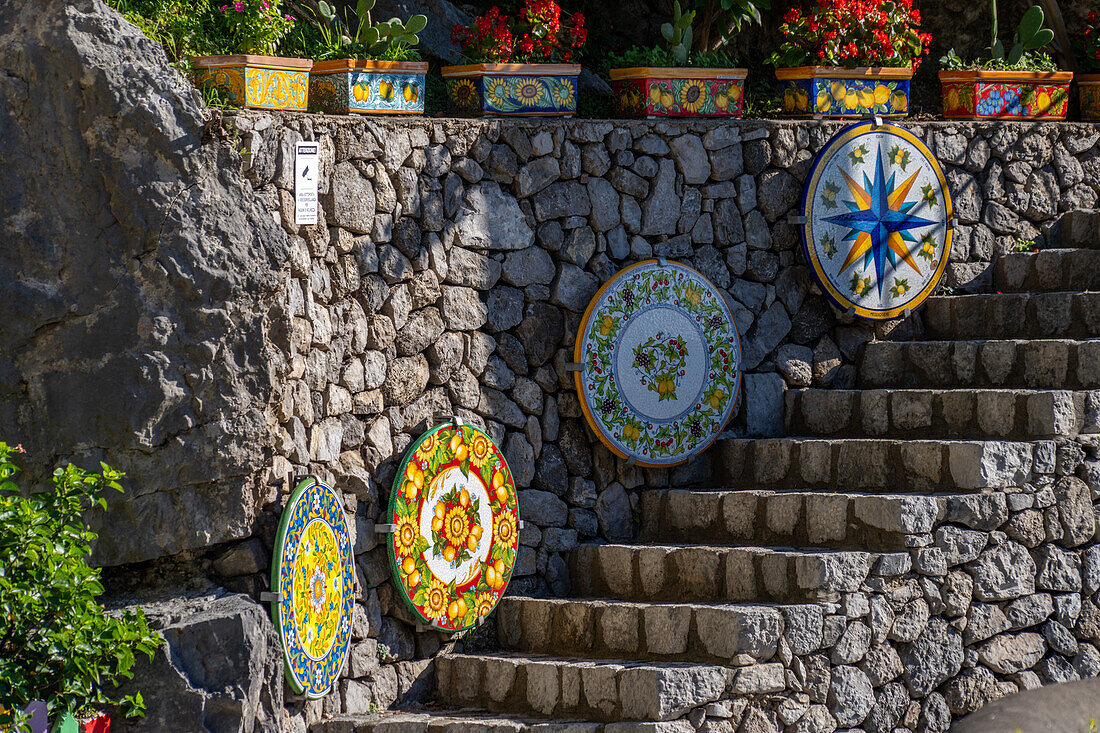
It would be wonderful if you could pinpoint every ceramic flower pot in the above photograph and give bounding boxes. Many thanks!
[610,67,747,118]
[309,59,428,115]
[939,69,1073,120]
[1079,73,1100,121]
[775,66,912,118]
[441,63,580,116]
[191,54,312,111]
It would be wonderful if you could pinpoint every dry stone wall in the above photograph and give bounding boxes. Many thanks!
[221,110,1100,727]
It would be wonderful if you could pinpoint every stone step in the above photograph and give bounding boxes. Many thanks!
[918,292,1100,340]
[1053,209,1100,250]
[315,710,601,733]
[435,652,734,723]
[857,339,1100,390]
[569,543,905,605]
[993,249,1100,293]
[637,489,953,550]
[715,438,1037,492]
[496,596,825,664]
[785,388,1096,440]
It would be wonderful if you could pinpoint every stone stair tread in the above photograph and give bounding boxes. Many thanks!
[917,292,1100,340]
[496,595,822,664]
[857,337,1100,389]
[716,437,1037,491]
[784,386,1094,440]
[436,651,735,723]
[315,708,603,732]
[570,542,910,605]
[993,248,1100,293]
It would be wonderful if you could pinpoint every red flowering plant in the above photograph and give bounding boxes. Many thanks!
[1079,10,1100,72]
[452,0,587,64]
[769,0,931,69]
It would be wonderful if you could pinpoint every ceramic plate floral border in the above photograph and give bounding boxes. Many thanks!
[270,478,355,698]
[387,422,519,631]
[801,121,953,320]
[574,260,742,467]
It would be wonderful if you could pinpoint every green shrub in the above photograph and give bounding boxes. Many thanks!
[0,443,160,729]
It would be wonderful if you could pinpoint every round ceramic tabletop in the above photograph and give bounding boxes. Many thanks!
[574,259,742,467]
[271,478,355,698]
[387,422,519,631]
[801,121,953,320]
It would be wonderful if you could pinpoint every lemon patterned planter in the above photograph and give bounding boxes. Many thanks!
[192,55,311,111]
[441,63,580,117]
[939,70,1072,120]
[776,66,911,118]
[610,67,747,118]
[310,59,427,115]
[1081,74,1100,122]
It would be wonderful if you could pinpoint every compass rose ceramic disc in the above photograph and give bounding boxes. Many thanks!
[387,422,520,632]
[801,122,953,320]
[271,478,355,698]
[574,259,742,467]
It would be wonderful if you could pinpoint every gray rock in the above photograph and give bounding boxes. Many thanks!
[454,182,534,250]
[446,247,501,289]
[967,541,1036,601]
[934,526,988,566]
[829,665,874,727]
[641,159,678,235]
[440,286,488,330]
[944,665,998,716]
[902,619,963,697]
[502,246,555,287]
[742,372,785,437]
[551,264,599,313]
[503,432,535,488]
[519,489,568,527]
[865,682,908,733]
[1053,476,1096,547]
[114,591,283,733]
[977,632,1046,674]
[668,134,710,184]
[596,483,633,542]
[1036,544,1082,592]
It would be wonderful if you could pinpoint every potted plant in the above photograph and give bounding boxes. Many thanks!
[191,0,312,111]
[0,444,160,733]
[303,0,428,115]
[939,3,1072,119]
[1077,10,1100,120]
[607,0,766,118]
[770,0,931,118]
[443,1,587,116]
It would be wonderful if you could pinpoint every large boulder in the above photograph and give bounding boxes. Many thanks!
[0,0,287,565]
[112,591,283,733]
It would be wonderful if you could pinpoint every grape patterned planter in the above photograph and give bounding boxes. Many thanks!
[441,63,580,117]
[309,59,428,115]
[939,70,1073,120]
[609,67,747,118]
[1080,74,1100,121]
[776,66,911,118]
[192,55,311,111]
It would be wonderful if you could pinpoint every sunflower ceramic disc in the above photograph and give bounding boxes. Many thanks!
[387,422,520,631]
[574,260,742,467]
[271,478,355,698]
[802,122,953,320]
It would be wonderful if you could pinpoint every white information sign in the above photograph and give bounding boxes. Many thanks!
[294,142,319,227]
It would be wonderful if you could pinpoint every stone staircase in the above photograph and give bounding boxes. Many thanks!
[316,214,1100,733]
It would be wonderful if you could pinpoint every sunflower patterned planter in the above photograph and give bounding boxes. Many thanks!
[609,67,746,118]
[387,422,519,631]
[309,59,427,115]
[441,63,580,116]
[939,70,1072,120]
[192,54,312,111]
[776,66,911,118]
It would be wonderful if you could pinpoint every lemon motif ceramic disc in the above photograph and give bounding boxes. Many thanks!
[387,422,520,631]
[574,259,742,467]
[271,478,355,698]
[802,121,953,319]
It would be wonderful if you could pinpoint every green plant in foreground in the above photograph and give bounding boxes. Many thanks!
[0,444,160,729]
[1013,237,1038,252]
[305,0,426,61]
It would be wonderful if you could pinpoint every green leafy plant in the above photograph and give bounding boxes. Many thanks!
[1012,237,1038,252]
[679,0,769,53]
[605,0,758,70]
[662,1,696,65]
[940,3,1058,71]
[303,0,426,61]
[106,0,226,67]
[0,444,160,729]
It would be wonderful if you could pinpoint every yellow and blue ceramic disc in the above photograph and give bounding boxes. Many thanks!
[801,122,953,320]
[387,422,520,631]
[271,478,355,698]
[574,259,742,467]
